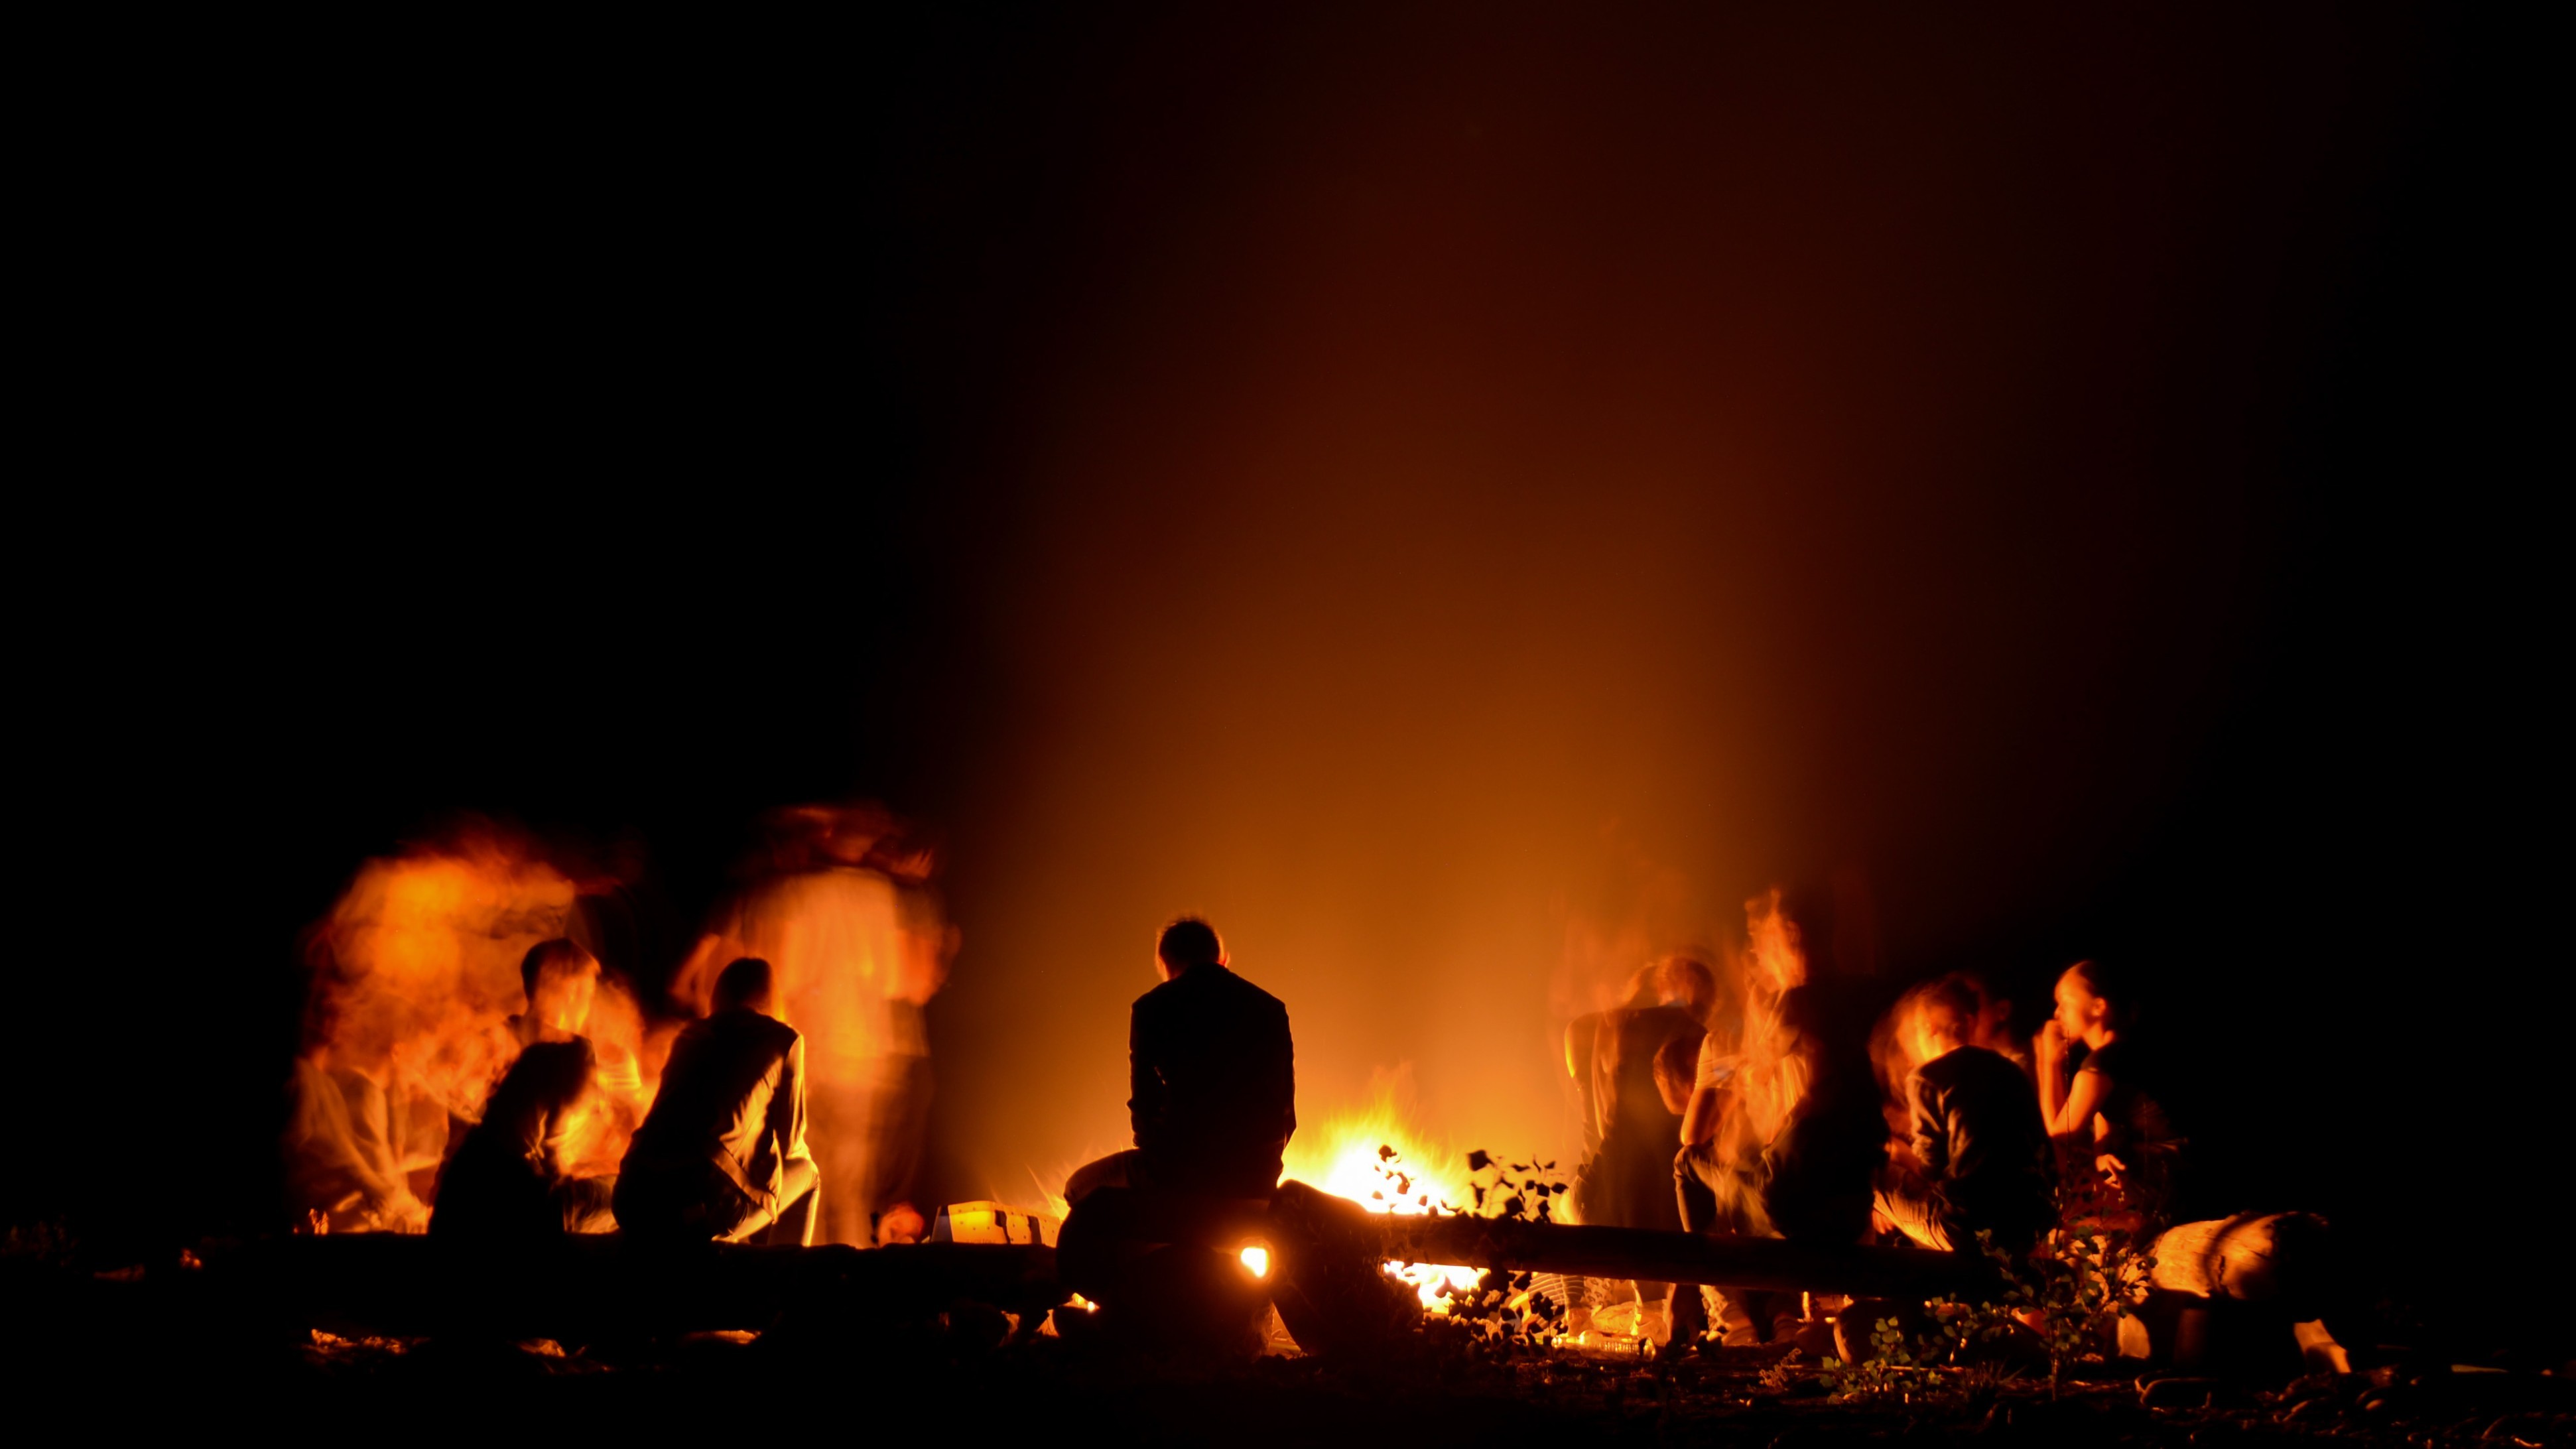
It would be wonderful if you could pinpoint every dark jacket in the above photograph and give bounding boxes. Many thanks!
[624,1009,810,1211]
[1129,964,1295,1196]
[1907,1044,2053,1245]
[434,1037,595,1239]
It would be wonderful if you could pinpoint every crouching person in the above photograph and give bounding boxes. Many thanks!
[615,957,821,1246]
[433,940,618,1244]
[1873,974,2053,1257]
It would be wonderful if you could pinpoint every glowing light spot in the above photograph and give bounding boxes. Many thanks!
[1240,1245,1270,1278]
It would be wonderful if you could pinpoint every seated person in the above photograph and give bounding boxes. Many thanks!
[2037,958,2179,1222]
[285,1004,428,1234]
[1065,917,1294,1204]
[1872,976,2052,1255]
[615,956,820,1245]
[1671,983,1886,1344]
[432,939,617,1243]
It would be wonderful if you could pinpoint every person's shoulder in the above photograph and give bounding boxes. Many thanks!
[2077,1039,2129,1076]
[1950,1045,2032,1090]
[1225,966,1287,1013]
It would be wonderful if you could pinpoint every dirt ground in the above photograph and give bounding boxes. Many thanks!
[9,1257,2569,1446]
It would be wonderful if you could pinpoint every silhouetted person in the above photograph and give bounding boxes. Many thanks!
[433,940,617,1243]
[1872,976,2051,1255]
[1065,917,1295,1203]
[615,956,820,1245]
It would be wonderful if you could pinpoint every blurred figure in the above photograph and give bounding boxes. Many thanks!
[616,957,821,1245]
[2037,958,2179,1221]
[675,803,952,1246]
[1571,956,1710,1330]
[1951,970,2033,1081]
[284,998,428,1233]
[1871,976,2052,1255]
[1672,915,1886,1348]
[1064,917,1295,1204]
[432,940,617,1243]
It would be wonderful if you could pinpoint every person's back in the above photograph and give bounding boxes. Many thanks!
[1907,1043,2051,1249]
[617,956,819,1245]
[627,1009,806,1204]
[1761,984,1885,1243]
[1130,958,1295,1197]
[1588,1002,1700,1228]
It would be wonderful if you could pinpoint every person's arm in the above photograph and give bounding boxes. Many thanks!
[2035,1021,2071,1129]
[537,1047,595,1182]
[2045,1062,2111,1183]
[1909,1073,1947,1182]
[1679,1084,1731,1147]
[1127,1002,1165,1151]
[775,1036,812,1165]
[1267,1004,1297,1151]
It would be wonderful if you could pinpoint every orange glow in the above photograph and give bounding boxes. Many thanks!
[1239,1245,1269,1277]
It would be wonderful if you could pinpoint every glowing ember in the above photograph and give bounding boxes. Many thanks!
[1238,1245,1269,1277]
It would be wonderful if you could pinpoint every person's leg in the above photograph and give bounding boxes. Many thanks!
[1667,1146,1713,1344]
[731,1157,823,1245]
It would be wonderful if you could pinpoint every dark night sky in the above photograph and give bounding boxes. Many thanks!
[15,6,2553,1337]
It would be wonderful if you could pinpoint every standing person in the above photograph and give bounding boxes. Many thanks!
[432,940,617,1243]
[1872,976,2053,1255]
[2036,959,2179,1220]
[1064,917,1295,1204]
[615,957,821,1245]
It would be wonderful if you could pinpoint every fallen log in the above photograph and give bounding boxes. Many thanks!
[214,1234,1063,1341]
[1375,1212,2000,1300]
[1055,1179,2002,1355]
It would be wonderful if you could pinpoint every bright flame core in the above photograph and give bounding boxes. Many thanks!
[1280,1096,1481,1309]
[1239,1245,1269,1277]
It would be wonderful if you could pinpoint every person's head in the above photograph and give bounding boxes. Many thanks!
[1909,976,1979,1062]
[713,956,779,1017]
[2052,959,2128,1045]
[1155,917,1224,981]
[1952,970,2014,1048]
[1653,1033,1701,1116]
[520,938,601,1035]
[1659,954,1719,1023]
